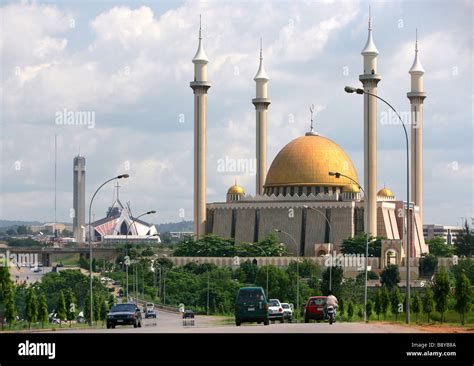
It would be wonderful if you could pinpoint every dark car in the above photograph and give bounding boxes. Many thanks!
[106,303,142,328]
[182,310,194,319]
[145,308,157,319]
[235,287,269,326]
[304,296,327,322]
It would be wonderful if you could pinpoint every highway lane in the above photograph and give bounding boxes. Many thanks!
[55,310,426,333]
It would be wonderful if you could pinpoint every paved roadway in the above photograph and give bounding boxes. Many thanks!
[56,309,425,333]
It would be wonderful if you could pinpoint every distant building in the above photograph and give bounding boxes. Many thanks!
[423,224,463,245]
[73,155,86,243]
[86,195,160,244]
[30,223,67,233]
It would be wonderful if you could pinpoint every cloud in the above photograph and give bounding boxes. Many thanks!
[0,0,472,227]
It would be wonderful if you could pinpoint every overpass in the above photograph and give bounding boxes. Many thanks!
[0,246,121,266]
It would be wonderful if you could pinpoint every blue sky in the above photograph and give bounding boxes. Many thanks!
[0,0,472,227]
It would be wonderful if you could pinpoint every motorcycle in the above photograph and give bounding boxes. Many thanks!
[325,305,336,325]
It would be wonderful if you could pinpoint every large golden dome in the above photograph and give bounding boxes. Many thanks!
[264,135,359,188]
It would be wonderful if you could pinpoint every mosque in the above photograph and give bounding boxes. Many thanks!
[190,14,429,261]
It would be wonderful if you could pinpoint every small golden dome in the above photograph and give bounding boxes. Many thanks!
[227,184,245,195]
[377,187,394,197]
[264,135,359,187]
[342,184,360,193]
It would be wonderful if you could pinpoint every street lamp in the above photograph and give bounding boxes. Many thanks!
[303,206,333,291]
[249,243,270,298]
[328,171,371,322]
[274,228,300,322]
[88,173,129,326]
[344,85,411,323]
[124,210,156,301]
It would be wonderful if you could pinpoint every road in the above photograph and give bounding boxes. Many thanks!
[56,310,425,333]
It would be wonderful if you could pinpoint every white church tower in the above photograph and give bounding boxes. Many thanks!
[190,16,211,237]
[252,40,271,196]
[407,30,427,224]
[359,9,381,236]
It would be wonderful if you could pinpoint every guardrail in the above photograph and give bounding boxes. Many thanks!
[131,298,180,313]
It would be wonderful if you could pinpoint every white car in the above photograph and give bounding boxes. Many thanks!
[281,303,293,322]
[268,299,284,323]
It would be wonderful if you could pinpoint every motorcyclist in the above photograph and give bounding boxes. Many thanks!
[325,291,339,320]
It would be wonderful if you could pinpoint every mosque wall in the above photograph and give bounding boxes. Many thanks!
[235,208,257,243]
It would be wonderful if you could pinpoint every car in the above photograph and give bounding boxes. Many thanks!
[145,308,157,319]
[268,299,284,323]
[234,287,269,326]
[106,303,142,329]
[182,310,194,319]
[281,303,293,322]
[304,296,327,323]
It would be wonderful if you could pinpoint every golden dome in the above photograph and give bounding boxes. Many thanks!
[227,184,245,195]
[264,135,359,187]
[342,184,360,193]
[377,187,394,197]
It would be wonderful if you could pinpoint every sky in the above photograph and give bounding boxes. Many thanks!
[0,0,472,227]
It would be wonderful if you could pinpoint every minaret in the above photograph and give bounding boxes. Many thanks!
[190,16,211,237]
[359,8,381,236]
[73,155,86,243]
[252,39,271,196]
[407,30,426,223]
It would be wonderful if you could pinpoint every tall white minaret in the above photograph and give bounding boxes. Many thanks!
[190,16,211,237]
[407,30,426,224]
[359,8,381,236]
[252,39,271,196]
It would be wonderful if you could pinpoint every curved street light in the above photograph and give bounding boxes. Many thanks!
[88,173,129,326]
[273,228,300,322]
[303,206,333,291]
[344,85,411,323]
[328,171,371,322]
[249,243,270,298]
[124,210,156,301]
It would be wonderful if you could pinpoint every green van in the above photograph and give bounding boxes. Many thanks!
[235,287,269,326]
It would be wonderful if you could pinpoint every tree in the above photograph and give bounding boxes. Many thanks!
[419,253,438,277]
[411,292,422,323]
[422,288,435,323]
[100,299,108,323]
[65,290,77,327]
[321,266,343,298]
[427,237,454,257]
[366,300,373,321]
[56,290,67,327]
[374,289,382,320]
[390,287,403,321]
[341,234,382,257]
[356,270,379,284]
[357,306,363,320]
[339,298,345,319]
[25,287,38,329]
[454,221,474,257]
[432,267,451,323]
[454,272,472,325]
[380,286,390,320]
[4,285,17,328]
[380,265,400,290]
[108,294,115,309]
[94,295,101,321]
[450,259,474,285]
[84,294,93,323]
[17,225,28,235]
[347,301,354,321]
[37,292,49,328]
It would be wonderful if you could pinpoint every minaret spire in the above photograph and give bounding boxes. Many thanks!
[359,8,381,236]
[408,29,427,225]
[190,16,211,237]
[253,38,271,196]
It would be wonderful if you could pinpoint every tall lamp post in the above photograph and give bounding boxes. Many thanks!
[303,206,333,291]
[344,86,411,323]
[328,171,372,322]
[124,210,156,301]
[274,228,299,322]
[88,173,129,326]
[250,244,270,298]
